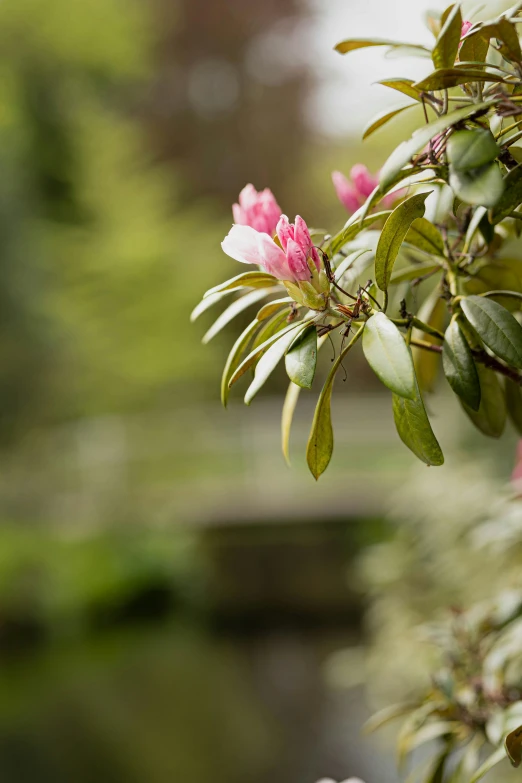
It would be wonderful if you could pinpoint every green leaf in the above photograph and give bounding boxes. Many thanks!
[481,19,522,63]
[363,703,418,734]
[335,38,431,55]
[228,320,306,388]
[443,319,481,410]
[306,327,363,480]
[375,192,431,292]
[505,378,522,435]
[202,288,273,344]
[204,270,277,298]
[281,382,301,466]
[256,297,293,320]
[461,362,506,438]
[463,206,488,253]
[328,211,392,256]
[432,2,462,69]
[221,320,260,407]
[392,376,445,465]
[490,166,522,224]
[377,78,421,100]
[285,324,318,389]
[448,162,504,208]
[460,295,522,368]
[191,289,235,322]
[459,31,489,63]
[412,292,446,393]
[334,249,373,283]
[447,128,500,172]
[469,745,506,783]
[379,101,494,190]
[363,313,416,398]
[405,217,445,256]
[505,724,522,767]
[414,68,505,91]
[362,103,417,140]
[244,323,309,405]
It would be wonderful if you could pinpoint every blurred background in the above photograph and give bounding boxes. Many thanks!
[0,0,521,781]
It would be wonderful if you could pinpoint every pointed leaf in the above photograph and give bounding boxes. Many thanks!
[392,376,444,465]
[405,217,445,256]
[443,319,481,410]
[328,211,392,256]
[306,327,363,479]
[432,3,462,69]
[204,270,277,298]
[375,192,431,292]
[362,103,417,140]
[459,32,489,63]
[285,324,318,389]
[447,129,500,172]
[281,382,301,466]
[221,320,260,407]
[244,324,309,405]
[363,313,416,398]
[377,78,421,100]
[335,38,431,55]
[415,68,504,91]
[461,363,506,438]
[202,288,274,344]
[505,378,522,435]
[379,101,494,190]
[256,297,293,320]
[469,745,506,783]
[191,289,235,322]
[460,295,522,369]
[251,308,291,352]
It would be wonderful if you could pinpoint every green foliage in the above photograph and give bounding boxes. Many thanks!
[197,1,522,482]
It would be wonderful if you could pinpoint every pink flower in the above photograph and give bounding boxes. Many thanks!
[232,184,282,235]
[461,20,473,38]
[332,165,399,215]
[221,214,321,285]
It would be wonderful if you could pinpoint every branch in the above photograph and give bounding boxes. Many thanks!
[410,339,442,354]
[472,349,522,386]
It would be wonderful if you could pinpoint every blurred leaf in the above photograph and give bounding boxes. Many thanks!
[377,78,421,100]
[449,162,504,208]
[415,68,505,91]
[463,206,488,253]
[379,101,493,189]
[256,297,293,320]
[412,293,446,392]
[461,363,506,438]
[202,288,273,344]
[228,321,306,388]
[363,103,417,140]
[447,129,499,172]
[443,319,481,410]
[390,262,441,284]
[251,308,291,352]
[392,375,444,465]
[281,381,301,466]
[405,217,445,256]
[460,295,522,369]
[306,327,363,480]
[221,320,259,407]
[482,19,522,63]
[245,323,309,405]
[204,271,277,298]
[335,39,431,55]
[334,249,373,284]
[469,745,506,783]
[363,313,416,398]
[363,702,419,734]
[285,324,318,389]
[490,167,522,224]
[505,378,522,435]
[506,725,522,767]
[432,3,462,69]
[376,192,430,291]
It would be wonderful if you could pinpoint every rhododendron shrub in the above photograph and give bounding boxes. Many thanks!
[194,2,522,482]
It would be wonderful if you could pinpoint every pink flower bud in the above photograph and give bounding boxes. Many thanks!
[332,171,361,215]
[286,238,311,282]
[350,164,379,199]
[276,214,294,251]
[232,184,282,235]
[461,20,473,38]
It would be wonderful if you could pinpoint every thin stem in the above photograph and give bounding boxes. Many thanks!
[472,350,522,386]
[410,339,442,354]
